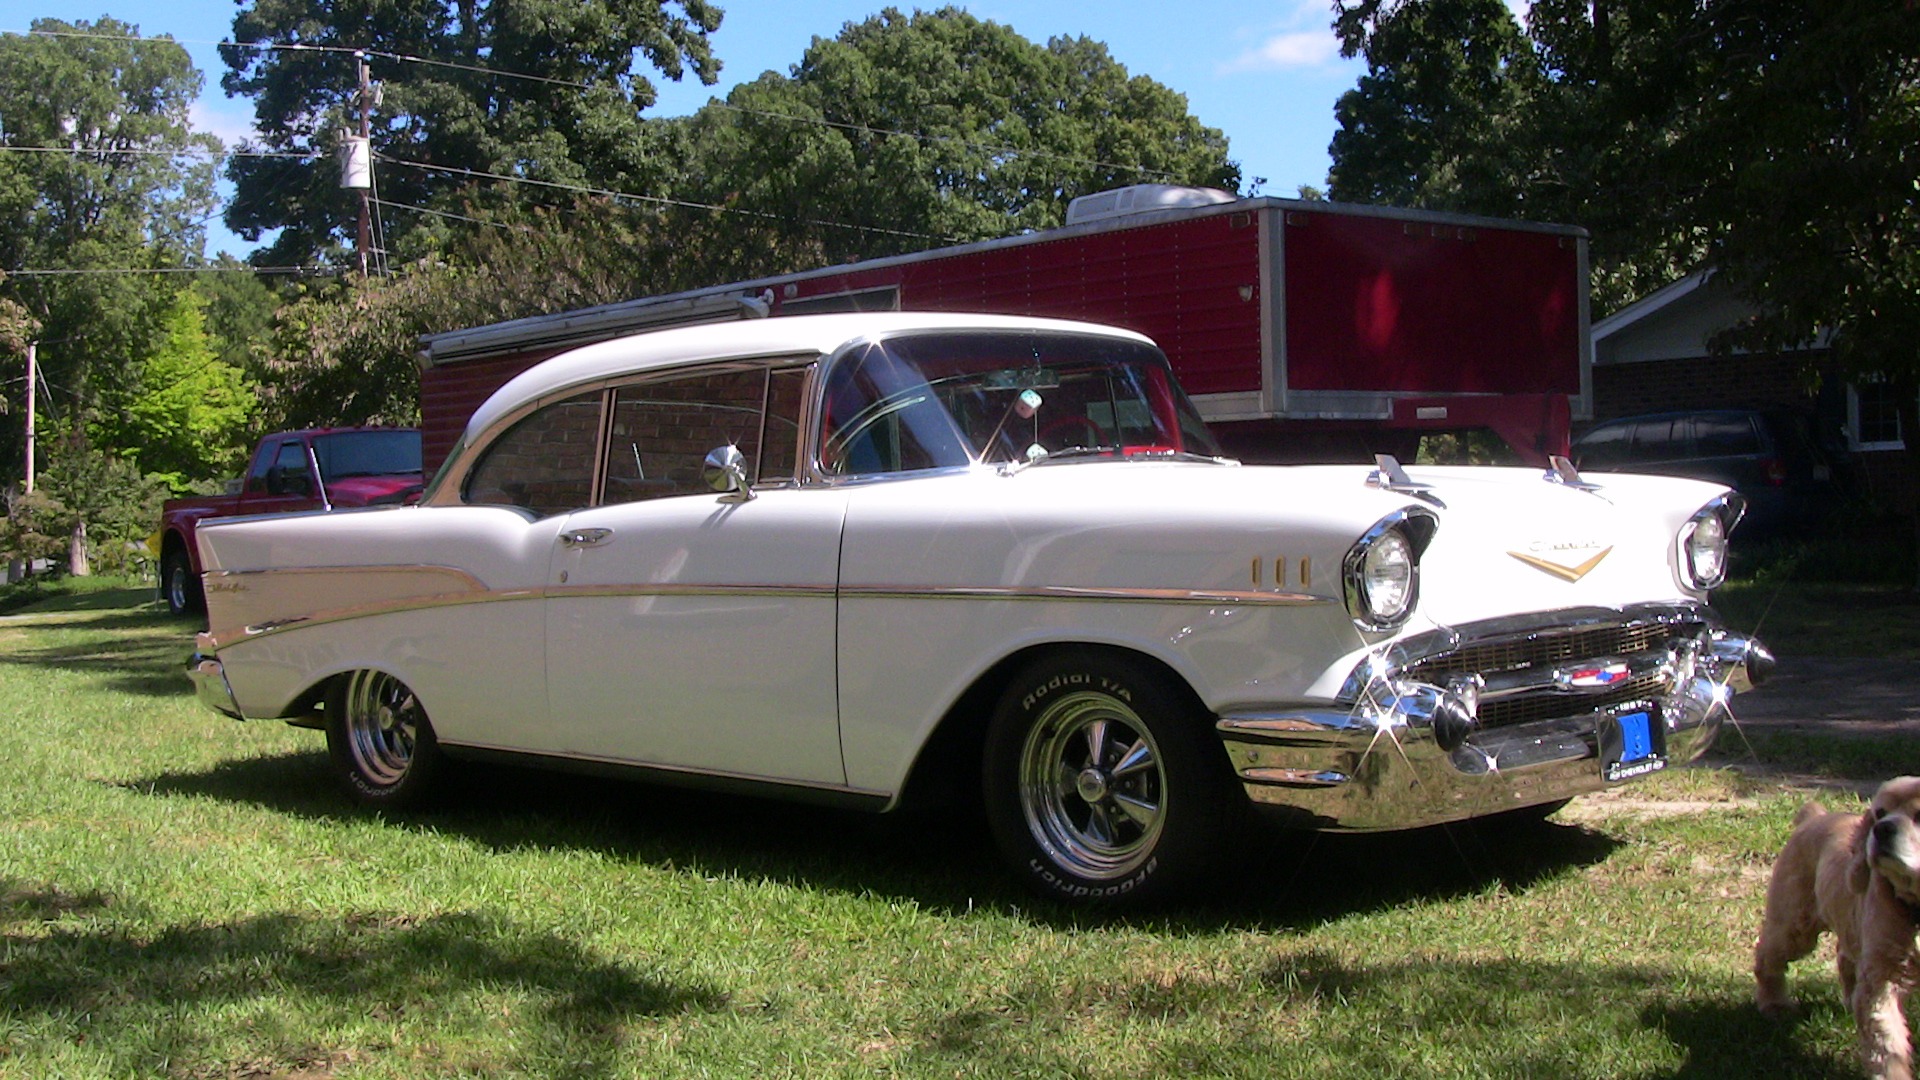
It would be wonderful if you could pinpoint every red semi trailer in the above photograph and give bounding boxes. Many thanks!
[417,186,1590,471]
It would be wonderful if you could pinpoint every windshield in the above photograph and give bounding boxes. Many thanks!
[312,430,424,480]
[818,332,1223,476]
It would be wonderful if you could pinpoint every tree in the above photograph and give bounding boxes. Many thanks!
[1328,0,1536,212]
[1,431,167,577]
[219,0,722,268]
[0,19,220,490]
[90,289,257,492]
[1326,0,1719,312]
[668,7,1241,273]
[254,198,687,429]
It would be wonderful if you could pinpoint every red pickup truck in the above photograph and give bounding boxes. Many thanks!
[157,427,423,615]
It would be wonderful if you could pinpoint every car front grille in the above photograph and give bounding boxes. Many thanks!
[1400,617,1698,730]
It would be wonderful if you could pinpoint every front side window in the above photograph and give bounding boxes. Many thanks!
[817,332,1221,476]
[266,441,312,496]
[603,368,770,503]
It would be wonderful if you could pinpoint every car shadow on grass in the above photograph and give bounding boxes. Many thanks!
[131,749,1625,931]
[0,878,727,1076]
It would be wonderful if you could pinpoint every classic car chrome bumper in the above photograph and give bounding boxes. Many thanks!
[1215,604,1772,831]
[187,651,244,720]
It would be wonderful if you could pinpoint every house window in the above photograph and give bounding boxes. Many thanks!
[1849,380,1905,451]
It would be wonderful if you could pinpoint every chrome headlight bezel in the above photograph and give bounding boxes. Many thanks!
[1678,492,1746,591]
[1344,508,1440,631]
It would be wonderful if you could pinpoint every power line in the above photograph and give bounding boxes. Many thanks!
[0,145,316,161]
[371,198,535,233]
[375,152,963,243]
[5,266,329,276]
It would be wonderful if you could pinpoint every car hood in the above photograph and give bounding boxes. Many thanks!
[838,460,1730,631]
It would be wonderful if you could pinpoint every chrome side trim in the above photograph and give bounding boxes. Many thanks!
[841,584,1330,606]
[438,740,895,811]
[201,568,1335,650]
[204,563,489,589]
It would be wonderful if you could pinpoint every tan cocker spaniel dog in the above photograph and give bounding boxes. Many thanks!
[1755,777,1920,1080]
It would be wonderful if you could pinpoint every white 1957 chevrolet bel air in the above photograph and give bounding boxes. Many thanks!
[188,312,1770,904]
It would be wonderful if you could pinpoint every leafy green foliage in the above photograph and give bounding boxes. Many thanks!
[90,291,257,493]
[0,19,219,491]
[255,199,689,428]
[242,9,1245,426]
[220,0,722,267]
[2,434,166,575]
[1328,0,1920,336]
[668,7,1241,274]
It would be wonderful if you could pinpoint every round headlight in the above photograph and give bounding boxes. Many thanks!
[1683,510,1730,590]
[1345,511,1432,630]
[1362,530,1416,620]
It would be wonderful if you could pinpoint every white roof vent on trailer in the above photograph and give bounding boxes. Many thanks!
[1065,184,1238,225]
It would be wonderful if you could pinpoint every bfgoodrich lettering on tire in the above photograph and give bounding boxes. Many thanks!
[983,649,1240,906]
[325,669,446,810]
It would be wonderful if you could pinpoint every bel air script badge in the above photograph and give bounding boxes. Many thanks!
[1509,538,1613,582]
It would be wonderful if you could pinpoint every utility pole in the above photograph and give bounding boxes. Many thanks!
[354,51,372,277]
[22,339,33,495]
[8,340,33,584]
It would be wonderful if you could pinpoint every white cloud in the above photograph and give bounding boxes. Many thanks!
[1221,29,1341,72]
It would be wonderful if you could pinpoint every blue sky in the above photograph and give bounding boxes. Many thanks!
[4,0,1388,258]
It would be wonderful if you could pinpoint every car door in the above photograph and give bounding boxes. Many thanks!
[542,364,851,785]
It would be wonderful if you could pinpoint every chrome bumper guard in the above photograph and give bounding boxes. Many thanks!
[1216,604,1772,831]
[187,651,245,720]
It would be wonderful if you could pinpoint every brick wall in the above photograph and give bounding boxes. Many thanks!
[1590,352,1818,421]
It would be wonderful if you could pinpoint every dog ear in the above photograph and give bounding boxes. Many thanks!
[1850,811,1876,894]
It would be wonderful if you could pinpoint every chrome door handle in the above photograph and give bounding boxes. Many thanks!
[560,528,613,548]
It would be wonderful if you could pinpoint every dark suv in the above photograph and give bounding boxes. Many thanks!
[1570,408,1855,536]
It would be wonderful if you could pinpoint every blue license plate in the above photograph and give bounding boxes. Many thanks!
[1603,708,1666,782]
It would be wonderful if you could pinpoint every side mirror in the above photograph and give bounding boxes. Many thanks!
[702,445,754,502]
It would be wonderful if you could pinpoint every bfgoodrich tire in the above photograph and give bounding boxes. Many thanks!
[325,670,446,810]
[983,649,1242,906]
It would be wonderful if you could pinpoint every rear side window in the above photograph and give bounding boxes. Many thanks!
[1694,414,1762,456]
[1629,418,1684,460]
[464,389,604,517]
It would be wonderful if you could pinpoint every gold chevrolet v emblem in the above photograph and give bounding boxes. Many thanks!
[1509,546,1613,582]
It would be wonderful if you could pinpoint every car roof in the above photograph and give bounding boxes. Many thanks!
[464,312,1157,442]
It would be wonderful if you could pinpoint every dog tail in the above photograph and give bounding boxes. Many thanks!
[1791,801,1827,828]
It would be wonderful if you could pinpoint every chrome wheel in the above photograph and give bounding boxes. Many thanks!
[1017,690,1167,881]
[340,670,423,789]
[327,669,445,808]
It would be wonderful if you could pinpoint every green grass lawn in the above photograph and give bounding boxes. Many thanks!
[0,581,1904,1078]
